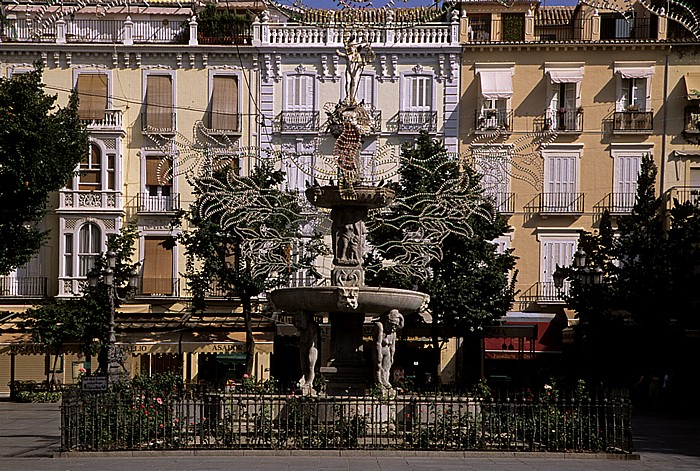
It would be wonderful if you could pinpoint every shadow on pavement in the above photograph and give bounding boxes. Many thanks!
[633,411,700,457]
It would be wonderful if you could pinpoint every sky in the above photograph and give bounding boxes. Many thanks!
[295,0,580,9]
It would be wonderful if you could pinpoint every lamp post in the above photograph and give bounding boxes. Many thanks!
[553,248,604,296]
[87,250,139,384]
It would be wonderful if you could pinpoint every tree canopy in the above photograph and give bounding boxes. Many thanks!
[0,64,88,274]
[180,161,327,376]
[366,132,517,379]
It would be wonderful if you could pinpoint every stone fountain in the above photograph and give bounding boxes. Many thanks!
[269,34,429,396]
[269,184,429,395]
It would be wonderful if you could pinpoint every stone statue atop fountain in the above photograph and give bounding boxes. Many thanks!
[336,35,374,105]
[374,309,404,395]
[293,310,319,396]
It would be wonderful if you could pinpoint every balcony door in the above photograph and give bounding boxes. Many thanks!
[211,75,239,132]
[614,155,641,211]
[286,74,314,112]
[404,75,432,113]
[540,237,577,296]
[620,78,647,111]
[550,82,576,130]
[145,155,173,211]
[142,237,174,296]
[76,73,108,121]
[545,155,578,211]
[145,74,173,130]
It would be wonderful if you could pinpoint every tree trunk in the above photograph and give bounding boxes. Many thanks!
[430,321,441,387]
[50,350,60,391]
[242,295,255,377]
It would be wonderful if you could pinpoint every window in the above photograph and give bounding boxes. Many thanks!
[540,236,577,295]
[78,223,101,276]
[502,13,525,42]
[545,64,583,132]
[601,14,631,40]
[542,146,582,213]
[76,73,108,121]
[285,74,314,112]
[142,237,174,295]
[473,146,512,213]
[399,74,436,132]
[404,75,432,112]
[611,146,650,212]
[614,63,654,112]
[282,73,317,132]
[343,73,374,106]
[145,74,174,131]
[467,14,491,41]
[475,65,513,131]
[79,143,102,190]
[284,153,314,193]
[64,234,73,277]
[144,155,173,211]
[210,75,240,132]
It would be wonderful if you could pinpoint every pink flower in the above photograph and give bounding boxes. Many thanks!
[174,419,179,423]
[156,397,163,405]
[243,374,249,379]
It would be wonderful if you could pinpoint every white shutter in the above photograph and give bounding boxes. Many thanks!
[563,83,576,109]
[287,75,314,111]
[546,156,577,210]
[407,76,431,111]
[620,78,631,111]
[476,153,509,207]
[541,239,576,282]
[355,74,373,106]
[689,168,700,187]
[616,155,641,209]
[549,82,559,112]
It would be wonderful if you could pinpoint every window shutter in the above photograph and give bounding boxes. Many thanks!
[77,74,108,121]
[616,155,640,199]
[633,78,647,110]
[142,238,173,295]
[211,75,239,131]
[541,239,575,282]
[146,75,173,130]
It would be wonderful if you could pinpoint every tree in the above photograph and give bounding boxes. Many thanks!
[21,224,140,383]
[0,64,87,274]
[366,131,517,383]
[180,161,327,376]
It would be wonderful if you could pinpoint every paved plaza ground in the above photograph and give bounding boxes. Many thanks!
[0,402,698,470]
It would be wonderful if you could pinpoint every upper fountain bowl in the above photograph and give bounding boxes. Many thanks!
[305,185,395,209]
[269,286,428,314]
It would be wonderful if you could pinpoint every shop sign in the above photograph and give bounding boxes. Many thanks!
[82,376,108,392]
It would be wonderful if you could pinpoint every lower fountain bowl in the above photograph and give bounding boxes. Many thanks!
[269,286,429,314]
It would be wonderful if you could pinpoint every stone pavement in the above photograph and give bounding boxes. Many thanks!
[1,402,699,470]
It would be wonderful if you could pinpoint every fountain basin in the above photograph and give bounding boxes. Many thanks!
[269,286,428,314]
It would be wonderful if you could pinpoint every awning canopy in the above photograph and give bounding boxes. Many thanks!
[0,333,81,355]
[477,69,514,100]
[546,67,584,83]
[614,65,655,79]
[685,74,700,100]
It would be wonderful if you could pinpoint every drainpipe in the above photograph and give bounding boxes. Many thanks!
[660,44,671,196]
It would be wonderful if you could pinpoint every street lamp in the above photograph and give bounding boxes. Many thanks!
[87,250,139,384]
[552,248,604,297]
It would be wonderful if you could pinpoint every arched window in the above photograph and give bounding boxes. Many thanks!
[79,144,102,190]
[78,223,101,276]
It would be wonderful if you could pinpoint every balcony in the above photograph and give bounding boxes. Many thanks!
[520,282,568,305]
[59,190,122,211]
[666,187,700,208]
[545,108,583,133]
[594,193,636,216]
[397,111,437,133]
[526,192,585,216]
[612,110,653,133]
[474,109,512,134]
[0,276,47,298]
[137,193,180,213]
[137,278,180,298]
[1,17,183,44]
[485,192,516,215]
[141,111,176,134]
[683,107,700,136]
[279,111,320,133]
[80,109,123,132]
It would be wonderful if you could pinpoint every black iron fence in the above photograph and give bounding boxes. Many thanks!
[61,389,632,453]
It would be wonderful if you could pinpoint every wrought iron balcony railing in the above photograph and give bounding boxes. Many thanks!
[137,193,180,213]
[0,276,47,297]
[527,192,585,215]
[545,108,583,132]
[665,186,700,208]
[474,109,512,133]
[683,107,700,135]
[519,281,568,305]
[484,192,516,215]
[397,111,438,133]
[594,193,636,216]
[612,110,653,133]
[279,111,320,133]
